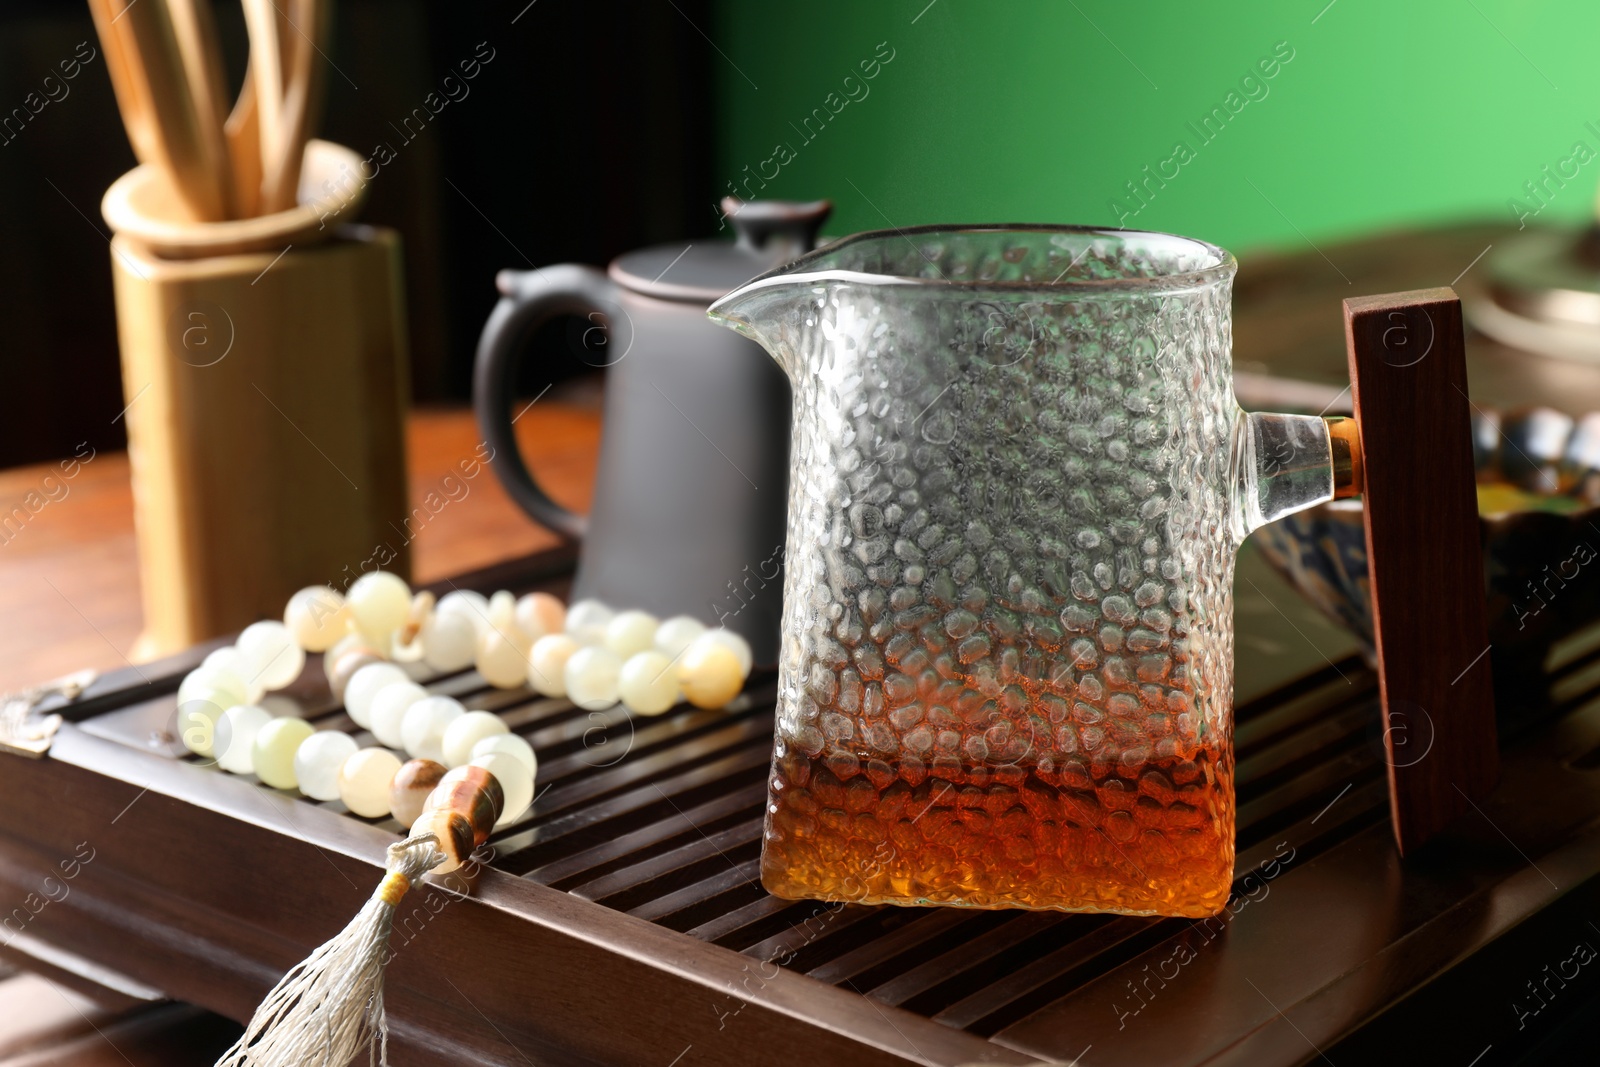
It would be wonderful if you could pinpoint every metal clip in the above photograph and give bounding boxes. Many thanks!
[0,668,97,759]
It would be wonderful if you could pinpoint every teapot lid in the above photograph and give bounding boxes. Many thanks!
[609,198,832,303]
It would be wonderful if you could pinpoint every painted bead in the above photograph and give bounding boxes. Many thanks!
[408,808,474,875]
[654,615,706,660]
[338,747,402,818]
[216,704,272,774]
[178,665,249,712]
[699,629,753,676]
[251,717,315,790]
[528,634,579,697]
[469,751,534,828]
[348,571,411,635]
[401,695,464,763]
[343,662,409,728]
[237,621,306,692]
[470,733,537,780]
[564,646,621,710]
[476,626,531,689]
[202,647,265,703]
[514,592,565,640]
[294,730,359,802]
[564,598,613,644]
[437,589,492,636]
[369,681,428,749]
[326,645,385,704]
[388,758,447,828]
[604,610,659,659]
[426,765,504,845]
[618,651,680,716]
[442,710,508,768]
[420,610,477,674]
[678,641,745,710]
[176,695,227,757]
[285,585,351,653]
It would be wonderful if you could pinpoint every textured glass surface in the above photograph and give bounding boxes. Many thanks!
[712,227,1330,917]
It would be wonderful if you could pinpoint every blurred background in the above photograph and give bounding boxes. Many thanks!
[4,0,1599,467]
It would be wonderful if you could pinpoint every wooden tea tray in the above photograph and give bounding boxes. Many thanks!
[2,543,1599,1066]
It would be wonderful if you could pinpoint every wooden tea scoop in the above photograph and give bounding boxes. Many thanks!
[89,0,230,221]
[1342,288,1499,854]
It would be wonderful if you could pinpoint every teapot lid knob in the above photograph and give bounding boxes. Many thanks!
[722,198,832,256]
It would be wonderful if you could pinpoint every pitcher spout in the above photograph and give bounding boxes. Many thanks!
[708,276,807,378]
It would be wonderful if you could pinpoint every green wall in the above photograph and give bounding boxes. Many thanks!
[713,0,1600,255]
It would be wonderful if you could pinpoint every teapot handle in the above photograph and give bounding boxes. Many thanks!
[473,264,627,541]
[1341,288,1498,854]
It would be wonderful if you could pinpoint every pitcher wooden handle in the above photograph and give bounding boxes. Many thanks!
[1343,287,1499,855]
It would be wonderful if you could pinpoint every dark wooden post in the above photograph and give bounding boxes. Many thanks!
[1344,287,1498,854]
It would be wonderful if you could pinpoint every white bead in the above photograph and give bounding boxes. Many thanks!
[294,730,359,801]
[343,662,408,728]
[564,598,613,644]
[528,634,579,697]
[488,590,516,629]
[618,651,680,715]
[678,640,745,709]
[604,610,659,659]
[514,593,565,640]
[284,585,350,652]
[178,665,249,712]
[369,681,427,749]
[401,695,464,763]
[476,626,531,689]
[216,704,272,774]
[471,732,537,780]
[203,648,265,703]
[699,629,753,676]
[176,693,227,756]
[565,646,621,710]
[237,621,307,692]
[654,615,706,660]
[420,610,477,673]
[251,717,314,789]
[348,571,411,635]
[470,751,534,827]
[339,747,402,818]
[442,710,508,768]
[437,589,492,635]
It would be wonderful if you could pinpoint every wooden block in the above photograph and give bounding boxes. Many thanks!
[1343,287,1498,854]
[110,228,410,657]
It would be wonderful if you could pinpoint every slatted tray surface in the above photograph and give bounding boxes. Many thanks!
[12,547,1600,1066]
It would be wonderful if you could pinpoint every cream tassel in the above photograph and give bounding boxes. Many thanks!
[216,835,444,1067]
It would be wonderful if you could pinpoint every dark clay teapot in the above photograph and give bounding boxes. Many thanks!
[474,199,831,665]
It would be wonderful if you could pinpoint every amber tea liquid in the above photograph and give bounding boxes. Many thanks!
[762,740,1233,918]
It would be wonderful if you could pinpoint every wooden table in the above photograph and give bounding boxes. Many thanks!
[0,222,1590,1063]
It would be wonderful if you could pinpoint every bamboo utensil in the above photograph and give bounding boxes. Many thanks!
[166,0,236,218]
[266,0,328,213]
[224,64,262,218]
[90,0,230,221]
[241,0,287,215]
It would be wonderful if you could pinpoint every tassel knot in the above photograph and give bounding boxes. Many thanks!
[215,833,445,1066]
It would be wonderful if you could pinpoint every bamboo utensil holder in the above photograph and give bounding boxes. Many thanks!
[104,141,411,658]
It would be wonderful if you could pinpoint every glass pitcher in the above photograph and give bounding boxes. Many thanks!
[709,226,1352,918]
